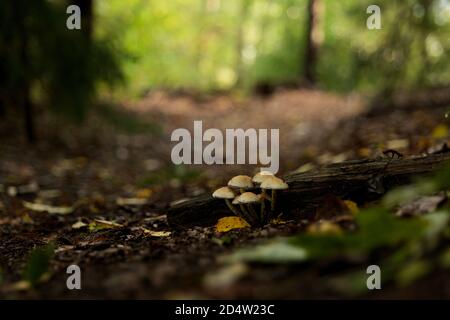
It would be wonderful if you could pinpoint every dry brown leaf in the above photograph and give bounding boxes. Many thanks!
[89,219,123,231]
[396,193,447,217]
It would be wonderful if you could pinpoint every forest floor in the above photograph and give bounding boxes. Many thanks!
[0,88,449,299]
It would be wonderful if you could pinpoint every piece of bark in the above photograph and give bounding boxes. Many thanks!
[167,153,450,228]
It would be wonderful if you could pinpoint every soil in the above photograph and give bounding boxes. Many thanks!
[0,88,449,299]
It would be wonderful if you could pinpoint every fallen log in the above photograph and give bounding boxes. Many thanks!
[167,153,450,228]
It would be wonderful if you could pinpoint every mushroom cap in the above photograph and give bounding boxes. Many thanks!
[228,175,253,189]
[252,171,274,183]
[232,197,240,205]
[212,187,235,199]
[260,176,288,190]
[237,192,260,204]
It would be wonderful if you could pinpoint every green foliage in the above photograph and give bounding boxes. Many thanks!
[319,0,450,92]
[226,240,308,263]
[22,243,55,287]
[96,0,449,95]
[226,208,425,264]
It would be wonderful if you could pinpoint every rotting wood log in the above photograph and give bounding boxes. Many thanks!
[167,153,450,228]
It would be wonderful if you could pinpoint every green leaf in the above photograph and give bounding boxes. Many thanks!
[22,243,55,286]
[396,260,431,287]
[224,240,308,264]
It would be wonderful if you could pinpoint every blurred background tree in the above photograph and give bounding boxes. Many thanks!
[0,0,123,142]
[0,0,449,141]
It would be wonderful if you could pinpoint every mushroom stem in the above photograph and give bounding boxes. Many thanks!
[240,188,245,194]
[247,204,257,220]
[260,189,266,223]
[225,199,241,216]
[271,190,277,212]
[239,204,254,225]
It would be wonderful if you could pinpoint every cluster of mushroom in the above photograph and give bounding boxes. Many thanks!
[212,171,288,226]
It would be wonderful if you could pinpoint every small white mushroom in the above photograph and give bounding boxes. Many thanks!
[260,176,288,212]
[213,187,240,216]
[228,175,253,194]
[252,171,274,218]
[252,171,274,184]
[232,194,253,224]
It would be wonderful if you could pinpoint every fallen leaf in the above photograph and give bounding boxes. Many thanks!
[141,227,171,237]
[386,139,409,150]
[55,245,75,253]
[23,201,73,215]
[136,188,153,199]
[116,197,148,206]
[8,280,31,291]
[215,216,250,233]
[223,240,308,264]
[294,163,315,173]
[396,193,446,217]
[23,244,54,287]
[89,219,123,231]
[72,221,88,229]
[270,218,288,225]
[307,221,343,235]
[344,200,359,215]
[143,214,167,223]
[22,214,34,224]
[432,124,448,139]
[357,148,371,157]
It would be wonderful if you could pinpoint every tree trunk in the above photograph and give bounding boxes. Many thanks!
[303,0,321,84]
[168,153,450,228]
[16,1,35,143]
[73,0,93,41]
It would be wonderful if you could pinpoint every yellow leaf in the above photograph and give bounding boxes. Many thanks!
[344,200,359,215]
[215,216,250,233]
[307,221,342,235]
[22,214,34,224]
[136,188,153,199]
[357,148,370,158]
[432,124,448,139]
